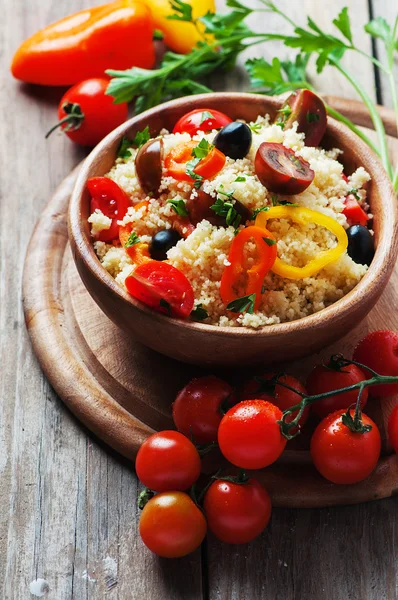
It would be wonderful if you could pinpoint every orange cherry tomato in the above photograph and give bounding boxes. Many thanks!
[220,226,277,311]
[164,141,226,182]
[11,0,155,86]
[118,201,151,262]
[140,491,206,558]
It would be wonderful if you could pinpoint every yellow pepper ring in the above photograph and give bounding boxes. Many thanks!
[255,206,348,280]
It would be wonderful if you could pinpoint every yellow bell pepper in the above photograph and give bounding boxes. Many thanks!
[255,206,348,279]
[144,0,215,54]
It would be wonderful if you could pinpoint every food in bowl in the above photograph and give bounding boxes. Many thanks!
[86,90,374,329]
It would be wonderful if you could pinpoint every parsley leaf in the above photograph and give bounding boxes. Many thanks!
[226,293,256,314]
[125,231,140,247]
[167,0,193,22]
[167,198,188,217]
[246,53,311,95]
[132,126,150,148]
[192,138,214,159]
[349,188,361,200]
[159,298,172,316]
[251,206,270,219]
[332,7,353,44]
[234,176,246,182]
[249,122,263,133]
[365,16,391,43]
[186,139,213,189]
[190,304,209,321]
[117,136,133,159]
[153,29,164,40]
[263,237,276,246]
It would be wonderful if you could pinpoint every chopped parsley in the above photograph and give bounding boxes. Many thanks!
[159,298,172,316]
[226,293,256,315]
[167,197,188,217]
[306,112,320,123]
[190,304,209,321]
[278,200,298,206]
[251,206,270,219]
[125,231,140,247]
[117,136,133,159]
[186,139,214,189]
[132,125,151,148]
[249,122,262,133]
[263,237,276,246]
[200,111,215,124]
[153,29,164,40]
[276,104,292,129]
[234,176,246,182]
[349,188,361,200]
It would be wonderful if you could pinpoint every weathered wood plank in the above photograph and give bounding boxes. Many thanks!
[372,0,398,112]
[0,0,204,597]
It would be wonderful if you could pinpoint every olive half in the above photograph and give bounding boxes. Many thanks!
[135,138,163,196]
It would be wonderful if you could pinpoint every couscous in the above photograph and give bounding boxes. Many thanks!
[86,90,374,328]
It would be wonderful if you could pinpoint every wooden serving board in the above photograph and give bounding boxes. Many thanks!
[23,104,398,508]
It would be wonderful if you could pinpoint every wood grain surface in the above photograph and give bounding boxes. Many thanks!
[1,1,397,599]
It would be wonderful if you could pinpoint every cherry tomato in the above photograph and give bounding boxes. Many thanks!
[388,404,398,453]
[87,177,131,242]
[135,138,163,195]
[343,197,369,227]
[164,141,226,182]
[353,331,398,397]
[241,373,309,428]
[255,142,314,195]
[49,79,128,147]
[203,478,271,544]
[125,261,194,319]
[173,108,232,136]
[306,362,368,419]
[277,89,327,147]
[218,400,287,470]
[136,431,201,492]
[172,376,235,444]
[140,491,206,558]
[310,409,381,484]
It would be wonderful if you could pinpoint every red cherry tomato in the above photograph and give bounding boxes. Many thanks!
[241,373,309,428]
[343,197,369,227]
[203,478,271,544]
[125,261,194,319]
[87,176,131,242]
[278,89,327,147]
[50,78,128,147]
[306,362,368,419]
[353,331,398,397]
[164,141,226,182]
[140,491,206,558]
[388,405,398,453]
[172,376,235,444]
[254,142,314,195]
[310,409,381,484]
[135,431,201,492]
[173,108,232,136]
[218,400,287,470]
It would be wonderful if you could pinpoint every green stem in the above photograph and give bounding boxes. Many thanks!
[325,104,381,157]
[351,46,388,73]
[330,59,393,179]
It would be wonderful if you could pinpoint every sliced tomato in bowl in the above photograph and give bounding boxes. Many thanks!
[125,261,194,318]
[173,108,232,136]
[88,177,131,241]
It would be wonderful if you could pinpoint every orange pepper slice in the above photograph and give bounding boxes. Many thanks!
[164,141,226,182]
[119,200,151,264]
[220,226,277,311]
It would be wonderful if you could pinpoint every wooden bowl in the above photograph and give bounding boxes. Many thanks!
[68,92,398,367]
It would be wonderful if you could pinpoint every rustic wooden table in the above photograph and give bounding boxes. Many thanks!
[2,0,397,598]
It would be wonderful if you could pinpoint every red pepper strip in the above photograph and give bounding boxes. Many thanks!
[220,226,277,311]
[343,197,369,227]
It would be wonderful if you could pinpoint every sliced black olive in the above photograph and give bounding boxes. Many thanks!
[186,190,251,227]
[347,225,375,266]
[150,229,182,260]
[135,138,163,196]
[276,89,327,147]
[213,122,252,159]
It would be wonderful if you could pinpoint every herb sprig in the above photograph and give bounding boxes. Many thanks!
[106,1,398,191]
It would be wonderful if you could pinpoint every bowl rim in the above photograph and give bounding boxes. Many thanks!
[69,91,398,338]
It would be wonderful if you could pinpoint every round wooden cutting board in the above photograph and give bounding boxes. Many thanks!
[23,102,398,508]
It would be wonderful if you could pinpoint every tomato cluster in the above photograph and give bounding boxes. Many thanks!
[135,330,398,559]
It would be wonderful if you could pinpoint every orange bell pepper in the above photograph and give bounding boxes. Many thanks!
[220,226,277,311]
[11,0,155,86]
[144,0,215,54]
